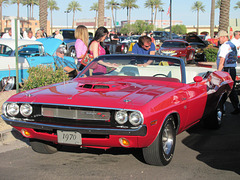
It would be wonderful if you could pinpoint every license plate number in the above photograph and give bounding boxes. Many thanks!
[57,130,82,145]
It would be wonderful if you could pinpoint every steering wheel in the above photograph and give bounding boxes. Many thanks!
[153,73,168,77]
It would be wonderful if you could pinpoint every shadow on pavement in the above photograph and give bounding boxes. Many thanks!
[182,101,240,175]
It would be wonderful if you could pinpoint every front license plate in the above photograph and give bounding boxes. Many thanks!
[57,130,82,145]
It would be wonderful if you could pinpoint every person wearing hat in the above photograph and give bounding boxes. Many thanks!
[109,30,119,54]
[54,29,63,41]
[40,27,47,38]
[217,30,240,114]
[55,47,78,78]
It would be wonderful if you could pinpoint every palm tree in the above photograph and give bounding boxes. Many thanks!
[106,0,120,30]
[210,0,215,38]
[144,0,155,25]
[191,1,205,35]
[39,0,48,32]
[67,1,82,29]
[98,0,104,27]
[90,2,98,31]
[11,0,24,19]
[0,0,9,32]
[153,0,163,27]
[218,0,230,32]
[215,0,221,9]
[234,1,240,9]
[121,0,139,24]
[22,0,38,18]
[48,0,59,34]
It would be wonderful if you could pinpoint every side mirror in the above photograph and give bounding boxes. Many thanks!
[194,76,203,83]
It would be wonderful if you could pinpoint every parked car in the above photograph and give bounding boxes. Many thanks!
[121,35,140,44]
[0,38,75,91]
[153,31,170,43]
[184,33,210,61]
[103,38,129,54]
[2,54,233,166]
[159,39,195,64]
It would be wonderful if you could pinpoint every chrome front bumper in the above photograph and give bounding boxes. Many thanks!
[1,115,147,136]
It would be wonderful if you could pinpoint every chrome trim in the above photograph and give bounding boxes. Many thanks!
[1,115,147,136]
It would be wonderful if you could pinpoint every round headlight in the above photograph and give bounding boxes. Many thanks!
[115,110,128,124]
[20,104,33,117]
[129,112,143,126]
[6,103,19,116]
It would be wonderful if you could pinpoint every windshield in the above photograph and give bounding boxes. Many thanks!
[162,41,186,48]
[78,55,183,83]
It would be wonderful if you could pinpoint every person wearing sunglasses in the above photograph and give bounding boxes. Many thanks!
[132,35,156,55]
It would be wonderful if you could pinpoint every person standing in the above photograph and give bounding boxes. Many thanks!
[2,29,12,38]
[217,30,240,114]
[36,29,43,39]
[109,30,119,54]
[40,27,47,38]
[24,30,36,40]
[54,29,64,41]
[231,31,240,61]
[74,25,89,71]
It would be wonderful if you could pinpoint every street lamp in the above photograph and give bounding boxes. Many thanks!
[64,10,71,29]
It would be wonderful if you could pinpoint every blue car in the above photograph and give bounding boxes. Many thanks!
[0,38,75,91]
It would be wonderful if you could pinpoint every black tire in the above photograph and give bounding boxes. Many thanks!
[143,115,176,166]
[29,139,58,154]
[203,101,224,129]
[122,46,128,54]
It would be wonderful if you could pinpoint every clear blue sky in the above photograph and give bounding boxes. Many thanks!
[2,0,240,26]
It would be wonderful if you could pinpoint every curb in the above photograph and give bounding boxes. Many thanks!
[0,128,24,145]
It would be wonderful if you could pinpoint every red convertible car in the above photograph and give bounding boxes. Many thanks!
[2,55,233,166]
[159,39,195,64]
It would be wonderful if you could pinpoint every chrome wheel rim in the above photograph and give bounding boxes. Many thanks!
[162,123,174,155]
[2,77,15,91]
[70,49,76,58]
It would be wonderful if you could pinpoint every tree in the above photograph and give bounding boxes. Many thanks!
[153,0,163,27]
[67,1,82,29]
[11,0,24,19]
[234,1,240,9]
[0,0,9,32]
[191,1,205,35]
[121,0,139,24]
[98,0,104,27]
[172,24,187,35]
[120,20,154,35]
[218,0,230,32]
[48,0,59,34]
[144,0,155,25]
[210,0,215,38]
[22,0,38,18]
[39,0,48,32]
[90,2,98,32]
[215,0,221,9]
[106,0,120,30]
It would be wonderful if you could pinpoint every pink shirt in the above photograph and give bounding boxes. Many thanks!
[90,41,106,74]
[75,39,87,62]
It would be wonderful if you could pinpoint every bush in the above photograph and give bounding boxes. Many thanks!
[22,65,70,91]
[203,47,218,62]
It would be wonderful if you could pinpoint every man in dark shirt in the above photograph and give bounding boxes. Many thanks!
[109,30,119,54]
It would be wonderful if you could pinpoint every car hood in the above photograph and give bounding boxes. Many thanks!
[7,77,182,109]
[185,33,207,45]
[36,38,63,56]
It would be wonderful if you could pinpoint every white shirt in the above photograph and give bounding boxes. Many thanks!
[2,33,11,38]
[55,34,64,41]
[24,36,36,41]
[231,37,240,57]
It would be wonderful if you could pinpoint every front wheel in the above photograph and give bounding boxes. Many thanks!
[29,139,58,154]
[1,77,15,91]
[143,115,176,166]
[69,47,76,58]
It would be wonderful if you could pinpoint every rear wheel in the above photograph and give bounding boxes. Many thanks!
[1,77,15,91]
[29,139,58,154]
[143,115,176,166]
[203,102,224,129]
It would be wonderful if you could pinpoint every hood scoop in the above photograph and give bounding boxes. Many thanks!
[77,82,129,91]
